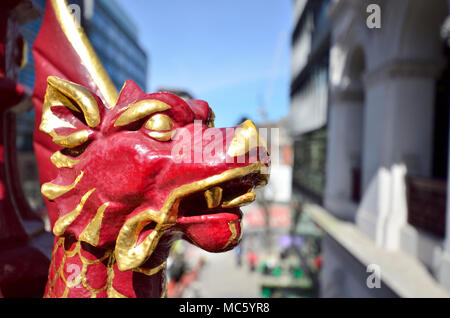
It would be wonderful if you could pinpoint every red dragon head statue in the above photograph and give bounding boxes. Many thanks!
[39,76,269,271]
[32,0,269,297]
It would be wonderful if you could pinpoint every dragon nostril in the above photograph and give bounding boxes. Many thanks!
[227,120,267,157]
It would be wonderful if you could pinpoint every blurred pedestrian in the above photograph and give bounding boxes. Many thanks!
[247,250,258,272]
[235,245,243,266]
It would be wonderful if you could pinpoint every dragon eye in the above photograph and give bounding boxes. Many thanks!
[145,114,174,141]
[145,114,173,131]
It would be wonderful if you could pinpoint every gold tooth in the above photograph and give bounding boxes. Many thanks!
[204,187,223,209]
[222,192,256,208]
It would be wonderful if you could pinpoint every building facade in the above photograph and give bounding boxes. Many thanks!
[19,0,148,92]
[289,0,331,204]
[293,0,450,297]
[80,0,148,91]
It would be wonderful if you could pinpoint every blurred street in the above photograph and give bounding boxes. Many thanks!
[193,250,261,298]
[167,201,322,298]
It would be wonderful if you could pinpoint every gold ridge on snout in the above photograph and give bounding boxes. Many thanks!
[227,120,267,157]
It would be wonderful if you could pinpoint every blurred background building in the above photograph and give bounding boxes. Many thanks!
[78,0,148,91]
[289,0,330,203]
[15,0,149,220]
[289,0,450,297]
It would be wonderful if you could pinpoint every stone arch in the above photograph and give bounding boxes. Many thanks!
[354,0,450,251]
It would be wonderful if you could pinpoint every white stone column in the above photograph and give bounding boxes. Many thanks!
[356,60,439,249]
[324,89,364,220]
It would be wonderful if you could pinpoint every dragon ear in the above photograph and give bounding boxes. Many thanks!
[116,80,147,107]
[40,76,102,149]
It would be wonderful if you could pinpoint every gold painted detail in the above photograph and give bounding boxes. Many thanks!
[20,39,28,69]
[79,202,109,246]
[114,99,171,127]
[53,188,96,236]
[148,131,175,142]
[50,151,82,168]
[227,120,267,157]
[52,130,90,148]
[50,0,118,107]
[106,253,127,298]
[40,76,100,149]
[107,285,127,298]
[133,261,167,276]
[145,114,173,131]
[115,220,168,272]
[238,219,244,241]
[47,76,100,127]
[222,222,238,250]
[204,187,223,209]
[115,162,267,271]
[45,238,118,298]
[161,282,168,298]
[40,84,76,135]
[41,171,84,200]
[222,191,256,208]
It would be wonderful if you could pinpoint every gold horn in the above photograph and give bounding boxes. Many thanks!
[227,120,267,157]
[47,76,101,128]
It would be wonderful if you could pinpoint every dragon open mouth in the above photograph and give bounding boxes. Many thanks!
[176,169,267,224]
[115,162,269,271]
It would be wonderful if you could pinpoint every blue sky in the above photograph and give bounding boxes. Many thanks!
[115,0,292,128]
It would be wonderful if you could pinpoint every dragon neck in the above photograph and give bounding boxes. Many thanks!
[44,236,170,298]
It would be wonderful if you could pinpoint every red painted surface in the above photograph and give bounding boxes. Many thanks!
[32,0,270,297]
